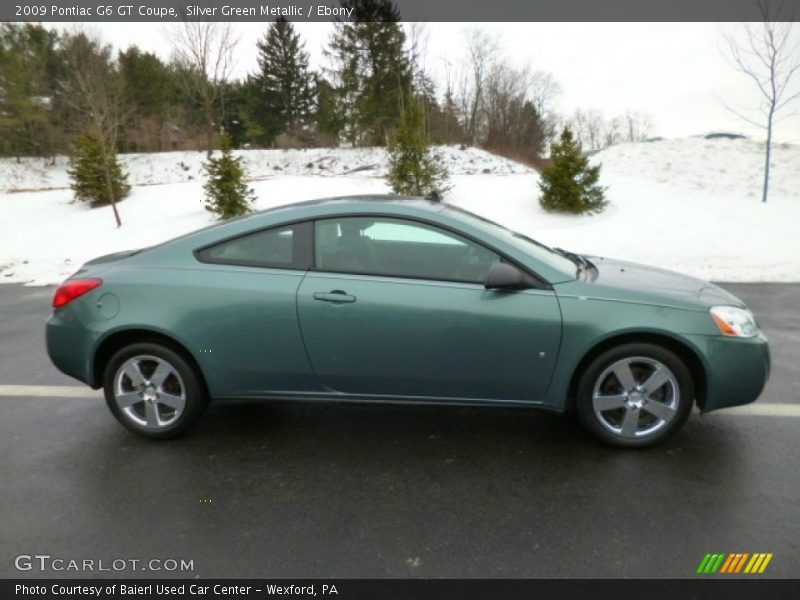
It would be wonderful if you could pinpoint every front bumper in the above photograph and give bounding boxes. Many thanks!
[685,332,770,411]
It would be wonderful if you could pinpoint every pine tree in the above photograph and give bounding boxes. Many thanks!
[325,0,412,146]
[314,77,344,145]
[118,46,176,152]
[249,17,315,146]
[220,79,251,149]
[202,131,255,220]
[67,129,130,208]
[387,97,450,199]
[0,24,61,158]
[538,127,607,214]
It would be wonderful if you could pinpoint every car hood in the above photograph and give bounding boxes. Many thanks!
[580,256,745,309]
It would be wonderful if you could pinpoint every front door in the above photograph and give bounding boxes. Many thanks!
[296,216,561,402]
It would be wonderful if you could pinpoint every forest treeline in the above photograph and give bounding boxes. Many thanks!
[0,0,653,166]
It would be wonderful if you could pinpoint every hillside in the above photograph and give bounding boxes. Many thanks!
[0,139,798,285]
[592,137,799,201]
[0,145,530,194]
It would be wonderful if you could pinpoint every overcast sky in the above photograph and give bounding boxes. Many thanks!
[66,21,800,143]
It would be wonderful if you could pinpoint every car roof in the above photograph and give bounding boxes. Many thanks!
[137,195,446,252]
[256,194,446,215]
[132,194,577,285]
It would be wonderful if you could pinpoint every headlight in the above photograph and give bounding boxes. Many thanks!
[710,305,759,338]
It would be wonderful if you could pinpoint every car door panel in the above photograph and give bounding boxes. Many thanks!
[297,272,562,401]
[179,222,319,396]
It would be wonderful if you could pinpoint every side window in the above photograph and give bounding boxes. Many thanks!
[314,217,502,283]
[197,222,312,269]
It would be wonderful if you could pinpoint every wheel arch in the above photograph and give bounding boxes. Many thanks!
[91,328,209,397]
[564,331,708,412]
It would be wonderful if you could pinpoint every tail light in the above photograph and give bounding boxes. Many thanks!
[53,278,103,309]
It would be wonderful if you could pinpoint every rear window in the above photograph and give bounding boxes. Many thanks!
[196,222,312,270]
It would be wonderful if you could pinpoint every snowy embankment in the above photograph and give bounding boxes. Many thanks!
[0,138,798,285]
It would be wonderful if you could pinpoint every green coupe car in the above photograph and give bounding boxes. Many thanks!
[46,196,770,447]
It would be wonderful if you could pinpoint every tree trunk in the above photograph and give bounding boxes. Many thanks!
[103,159,123,228]
[98,135,122,228]
[205,94,215,157]
[762,108,774,204]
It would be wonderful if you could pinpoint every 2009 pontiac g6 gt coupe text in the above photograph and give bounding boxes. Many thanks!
[46,196,770,447]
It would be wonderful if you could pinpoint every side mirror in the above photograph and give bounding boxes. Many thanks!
[484,262,529,290]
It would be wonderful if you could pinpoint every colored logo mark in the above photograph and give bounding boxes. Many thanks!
[697,553,773,574]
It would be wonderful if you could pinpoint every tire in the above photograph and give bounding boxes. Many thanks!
[103,342,208,439]
[575,342,694,448]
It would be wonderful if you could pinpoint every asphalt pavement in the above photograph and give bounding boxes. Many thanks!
[0,282,798,578]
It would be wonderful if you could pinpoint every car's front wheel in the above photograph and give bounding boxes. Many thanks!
[103,343,208,439]
[575,343,694,447]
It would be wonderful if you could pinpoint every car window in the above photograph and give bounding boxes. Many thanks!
[197,223,312,269]
[442,205,576,277]
[314,217,502,283]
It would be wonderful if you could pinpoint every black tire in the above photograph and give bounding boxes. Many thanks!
[575,342,694,448]
[103,342,208,439]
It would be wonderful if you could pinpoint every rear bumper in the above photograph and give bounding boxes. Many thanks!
[46,309,96,387]
[686,332,770,411]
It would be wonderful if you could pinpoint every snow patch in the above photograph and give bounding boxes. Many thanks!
[1,139,798,285]
[0,145,530,194]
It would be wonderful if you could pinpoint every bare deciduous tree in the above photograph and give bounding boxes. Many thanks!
[436,57,464,143]
[407,22,429,83]
[529,71,562,149]
[568,108,652,151]
[623,109,653,143]
[60,29,127,227]
[528,71,561,118]
[722,0,800,202]
[448,28,556,162]
[461,28,499,145]
[570,108,588,147]
[584,109,605,150]
[171,18,238,155]
[604,116,623,148]
[471,62,548,162]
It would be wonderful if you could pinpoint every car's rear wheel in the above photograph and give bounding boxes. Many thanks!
[575,343,694,448]
[103,343,208,439]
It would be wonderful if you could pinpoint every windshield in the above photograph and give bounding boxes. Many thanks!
[442,205,577,277]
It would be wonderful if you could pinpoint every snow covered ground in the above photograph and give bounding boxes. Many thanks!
[0,138,798,285]
[0,145,528,194]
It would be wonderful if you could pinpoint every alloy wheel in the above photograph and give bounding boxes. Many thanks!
[113,354,186,430]
[591,356,680,439]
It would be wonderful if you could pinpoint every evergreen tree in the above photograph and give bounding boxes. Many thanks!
[220,80,251,148]
[314,77,344,145]
[202,131,255,219]
[67,129,130,207]
[118,46,177,151]
[511,100,546,162]
[249,17,315,146]
[387,96,450,199]
[438,86,464,144]
[326,0,412,146]
[538,127,606,214]
[0,24,62,158]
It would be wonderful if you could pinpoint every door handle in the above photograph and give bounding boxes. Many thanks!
[313,290,356,304]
